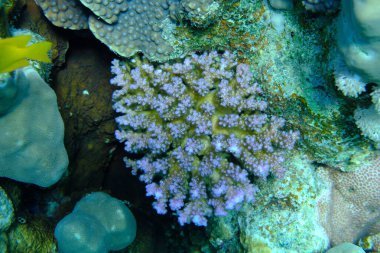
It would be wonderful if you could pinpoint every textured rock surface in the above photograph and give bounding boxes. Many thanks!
[208,154,329,252]
[240,155,329,252]
[54,40,116,195]
[7,217,57,253]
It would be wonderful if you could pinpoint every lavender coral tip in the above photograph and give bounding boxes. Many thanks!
[110,51,299,226]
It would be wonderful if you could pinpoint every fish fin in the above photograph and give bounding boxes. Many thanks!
[25,41,52,63]
[0,35,32,47]
[0,59,29,74]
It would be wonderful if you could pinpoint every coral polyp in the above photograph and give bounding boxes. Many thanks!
[111,51,299,226]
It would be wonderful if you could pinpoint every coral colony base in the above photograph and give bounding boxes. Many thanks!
[111,51,299,226]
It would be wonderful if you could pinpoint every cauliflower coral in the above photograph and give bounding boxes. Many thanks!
[110,51,299,226]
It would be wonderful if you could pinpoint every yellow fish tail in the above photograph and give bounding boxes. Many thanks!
[25,41,53,63]
[0,59,29,74]
[0,35,31,47]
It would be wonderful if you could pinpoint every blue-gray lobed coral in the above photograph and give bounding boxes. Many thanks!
[89,0,177,61]
[110,51,299,226]
[79,0,129,24]
[34,0,89,29]
[34,0,184,61]
[0,67,68,187]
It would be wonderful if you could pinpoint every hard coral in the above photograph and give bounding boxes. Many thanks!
[34,0,89,30]
[34,0,181,61]
[111,51,299,226]
[318,153,380,245]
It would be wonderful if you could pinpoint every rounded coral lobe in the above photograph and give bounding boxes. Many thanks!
[110,51,299,226]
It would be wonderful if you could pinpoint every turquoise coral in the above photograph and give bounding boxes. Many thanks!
[0,67,68,187]
[55,192,136,253]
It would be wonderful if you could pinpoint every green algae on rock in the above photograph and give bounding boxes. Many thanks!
[7,217,57,253]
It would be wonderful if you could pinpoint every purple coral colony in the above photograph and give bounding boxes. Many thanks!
[111,51,299,226]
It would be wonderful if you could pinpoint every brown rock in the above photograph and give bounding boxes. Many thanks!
[54,40,117,196]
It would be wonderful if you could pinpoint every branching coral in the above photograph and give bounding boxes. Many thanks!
[110,51,299,226]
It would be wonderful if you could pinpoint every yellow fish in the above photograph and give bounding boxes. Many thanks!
[0,35,52,74]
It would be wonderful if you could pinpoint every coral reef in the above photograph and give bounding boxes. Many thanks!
[2,0,379,252]
[111,50,299,226]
